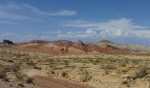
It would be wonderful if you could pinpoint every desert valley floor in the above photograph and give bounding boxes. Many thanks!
[0,40,150,88]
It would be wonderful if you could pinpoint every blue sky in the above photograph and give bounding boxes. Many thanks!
[0,0,150,46]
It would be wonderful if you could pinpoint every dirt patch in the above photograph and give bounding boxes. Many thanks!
[32,76,94,88]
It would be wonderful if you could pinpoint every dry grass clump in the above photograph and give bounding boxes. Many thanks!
[79,70,92,82]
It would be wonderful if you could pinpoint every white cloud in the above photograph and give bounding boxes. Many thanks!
[0,2,76,16]
[57,29,98,39]
[22,4,76,16]
[48,9,76,16]
[0,3,35,21]
[0,2,77,24]
[57,33,97,39]
[85,29,97,34]
[63,20,99,28]
[63,18,150,39]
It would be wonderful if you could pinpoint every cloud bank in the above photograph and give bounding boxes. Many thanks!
[61,18,150,39]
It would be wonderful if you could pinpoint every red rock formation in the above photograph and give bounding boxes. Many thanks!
[13,39,128,55]
[86,44,99,53]
[54,40,72,47]
[99,45,127,54]
[72,40,86,50]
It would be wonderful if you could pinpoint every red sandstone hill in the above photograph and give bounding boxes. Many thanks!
[10,39,128,55]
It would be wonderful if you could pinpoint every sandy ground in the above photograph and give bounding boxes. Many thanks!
[32,76,94,88]
[0,76,94,88]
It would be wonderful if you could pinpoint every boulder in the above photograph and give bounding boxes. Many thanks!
[3,39,14,45]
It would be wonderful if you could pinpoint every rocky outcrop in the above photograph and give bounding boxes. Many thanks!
[3,39,14,45]
[14,39,128,55]
[72,40,87,51]
[99,39,113,44]
[54,40,73,54]
[29,40,50,43]
[86,44,99,53]
[99,45,127,54]
[54,40,72,48]
[55,40,88,53]
[100,45,117,49]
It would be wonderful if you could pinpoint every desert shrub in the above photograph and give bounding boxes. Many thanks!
[101,63,117,74]
[33,66,42,70]
[50,70,55,74]
[5,64,20,72]
[27,61,35,66]
[7,60,14,63]
[18,83,25,87]
[80,70,92,82]
[102,64,116,70]
[0,64,6,79]
[132,66,148,80]
[61,71,68,78]
[131,59,139,64]
[108,59,117,62]
[123,58,129,64]
[117,68,129,74]
[48,59,54,64]
[26,77,33,84]
[120,62,126,67]
[64,60,69,65]
[92,59,100,65]
[15,72,27,81]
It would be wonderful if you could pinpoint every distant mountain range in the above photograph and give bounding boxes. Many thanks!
[1,39,150,55]
[89,39,150,52]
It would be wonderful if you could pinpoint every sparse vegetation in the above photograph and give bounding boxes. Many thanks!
[26,77,33,84]
[61,71,68,78]
[0,64,6,79]
[102,63,116,73]
[80,70,92,82]
[0,46,150,88]
[63,60,69,65]
[15,72,27,81]
[131,66,149,80]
